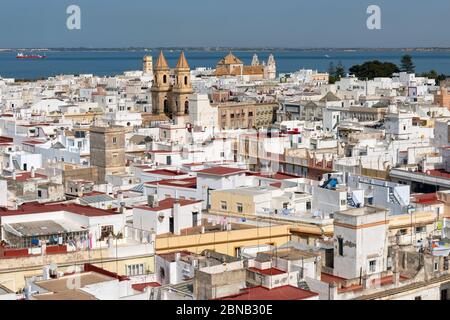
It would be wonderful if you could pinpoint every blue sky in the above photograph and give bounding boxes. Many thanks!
[1,0,449,48]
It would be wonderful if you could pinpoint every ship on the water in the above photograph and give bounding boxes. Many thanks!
[16,52,47,59]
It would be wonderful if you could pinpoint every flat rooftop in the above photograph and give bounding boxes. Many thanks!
[336,205,387,217]
[35,272,116,293]
[157,219,254,238]
[256,247,318,262]
[5,219,85,237]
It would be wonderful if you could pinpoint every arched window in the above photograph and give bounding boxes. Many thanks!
[163,74,167,84]
[184,100,189,114]
[184,76,188,85]
[163,99,169,114]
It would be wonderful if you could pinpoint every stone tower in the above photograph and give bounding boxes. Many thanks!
[143,55,153,74]
[265,54,276,80]
[171,51,193,116]
[251,53,260,66]
[151,51,171,115]
[89,126,126,183]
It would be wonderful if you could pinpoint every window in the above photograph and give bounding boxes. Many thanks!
[235,247,242,257]
[101,225,114,239]
[192,211,199,226]
[184,76,188,85]
[163,75,167,83]
[237,203,243,213]
[369,260,376,272]
[112,137,117,144]
[338,238,344,256]
[306,201,311,210]
[340,199,346,206]
[415,226,426,233]
[159,267,165,280]
[434,262,439,272]
[37,190,42,198]
[221,201,227,210]
[126,263,145,276]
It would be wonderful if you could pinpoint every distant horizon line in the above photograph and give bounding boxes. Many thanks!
[1,46,450,52]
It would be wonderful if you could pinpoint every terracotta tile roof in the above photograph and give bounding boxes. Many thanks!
[143,169,188,176]
[195,166,247,176]
[246,171,301,180]
[22,139,45,145]
[218,52,243,65]
[158,250,195,262]
[411,193,441,205]
[248,267,285,276]
[5,172,47,182]
[0,136,13,143]
[217,285,318,300]
[425,169,450,179]
[320,272,347,284]
[145,177,197,189]
[132,282,161,292]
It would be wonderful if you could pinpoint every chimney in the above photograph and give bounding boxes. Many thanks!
[31,167,35,178]
[201,226,205,234]
[173,201,181,235]
[174,252,181,262]
[117,191,124,203]
[12,170,16,181]
[147,195,158,208]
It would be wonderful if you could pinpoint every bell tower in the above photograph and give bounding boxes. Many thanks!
[143,55,153,74]
[151,51,171,115]
[171,51,193,117]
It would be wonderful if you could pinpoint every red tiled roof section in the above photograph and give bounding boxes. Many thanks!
[217,285,318,300]
[22,139,45,145]
[132,282,161,292]
[84,263,129,281]
[426,169,450,179]
[135,198,201,212]
[6,172,47,181]
[144,169,188,176]
[0,136,13,143]
[411,193,441,205]
[320,272,347,284]
[195,166,247,176]
[248,267,285,276]
[158,250,194,262]
[247,171,301,180]
[145,177,197,189]
[0,202,119,217]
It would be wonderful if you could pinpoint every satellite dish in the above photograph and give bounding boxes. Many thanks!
[49,263,57,271]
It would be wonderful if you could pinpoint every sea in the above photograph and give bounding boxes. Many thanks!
[1,49,450,80]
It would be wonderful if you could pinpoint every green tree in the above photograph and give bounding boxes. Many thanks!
[335,61,346,78]
[349,60,399,80]
[419,70,448,85]
[400,54,415,73]
[328,62,337,84]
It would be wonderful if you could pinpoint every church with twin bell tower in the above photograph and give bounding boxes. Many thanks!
[151,51,193,120]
